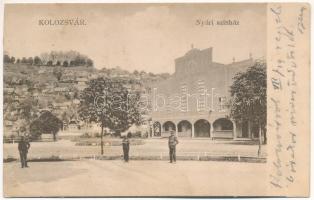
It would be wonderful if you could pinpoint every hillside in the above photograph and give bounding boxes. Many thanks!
[3,63,170,136]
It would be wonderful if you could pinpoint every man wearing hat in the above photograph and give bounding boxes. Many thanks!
[122,133,131,162]
[18,136,30,168]
[168,130,179,163]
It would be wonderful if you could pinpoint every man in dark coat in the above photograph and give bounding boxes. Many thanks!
[168,131,179,163]
[122,134,130,162]
[18,136,30,168]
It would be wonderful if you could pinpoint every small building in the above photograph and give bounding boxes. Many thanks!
[68,120,80,131]
[4,87,14,94]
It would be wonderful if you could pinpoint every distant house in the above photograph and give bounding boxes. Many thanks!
[4,120,19,136]
[14,86,23,94]
[33,83,41,89]
[76,71,89,78]
[73,99,80,105]
[42,88,51,94]
[76,77,88,83]
[45,84,54,90]
[67,120,80,132]
[53,102,70,110]
[75,77,88,90]
[89,74,98,79]
[54,87,68,92]
[22,87,28,92]
[4,121,13,129]
[58,82,71,88]
[60,76,75,83]
[4,87,14,94]
[38,69,46,74]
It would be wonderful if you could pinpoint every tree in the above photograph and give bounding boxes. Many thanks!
[21,57,27,64]
[73,91,79,99]
[29,120,43,139]
[53,67,63,81]
[27,57,34,65]
[74,56,84,66]
[4,54,11,63]
[61,111,70,125]
[78,77,142,154]
[70,60,75,66]
[19,97,39,122]
[38,50,93,67]
[47,60,53,66]
[34,56,42,66]
[30,111,62,141]
[133,70,139,76]
[64,93,71,100]
[40,52,50,64]
[140,70,146,76]
[17,96,39,136]
[10,56,15,64]
[86,58,93,67]
[230,60,266,156]
[63,60,69,67]
[40,111,62,141]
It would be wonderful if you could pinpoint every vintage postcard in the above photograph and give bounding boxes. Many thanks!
[2,2,310,197]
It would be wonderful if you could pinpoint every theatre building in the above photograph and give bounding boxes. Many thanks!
[149,46,258,140]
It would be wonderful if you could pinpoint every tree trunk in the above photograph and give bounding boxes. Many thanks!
[101,124,104,155]
[248,120,252,139]
[53,132,57,142]
[263,127,267,144]
[257,122,262,157]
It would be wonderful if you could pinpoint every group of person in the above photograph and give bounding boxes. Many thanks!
[17,130,179,168]
[122,130,179,163]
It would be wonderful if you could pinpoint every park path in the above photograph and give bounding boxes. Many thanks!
[4,160,268,197]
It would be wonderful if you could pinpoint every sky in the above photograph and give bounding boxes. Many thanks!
[4,3,266,73]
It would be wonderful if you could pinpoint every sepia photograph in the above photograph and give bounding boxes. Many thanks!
[2,2,310,197]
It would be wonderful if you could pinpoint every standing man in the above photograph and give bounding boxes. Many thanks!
[122,134,130,162]
[18,136,30,168]
[168,130,179,163]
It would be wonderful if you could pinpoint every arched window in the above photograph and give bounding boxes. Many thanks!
[162,121,176,132]
[153,121,161,137]
[213,118,233,131]
[194,119,210,137]
[177,120,192,137]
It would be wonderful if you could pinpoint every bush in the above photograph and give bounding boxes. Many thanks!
[3,135,20,143]
[142,132,149,138]
[29,134,41,141]
[133,131,142,138]
[94,132,101,138]
[80,132,92,138]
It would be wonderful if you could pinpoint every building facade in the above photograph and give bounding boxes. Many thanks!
[149,46,257,140]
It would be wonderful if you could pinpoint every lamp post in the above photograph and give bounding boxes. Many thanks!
[100,111,104,155]
[94,90,108,155]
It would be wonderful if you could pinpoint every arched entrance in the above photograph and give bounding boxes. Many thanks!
[162,121,176,133]
[194,119,210,137]
[153,121,161,137]
[213,118,233,138]
[177,120,192,137]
